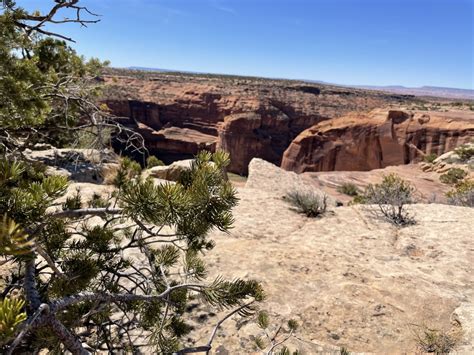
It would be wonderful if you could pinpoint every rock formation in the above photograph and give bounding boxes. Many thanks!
[281,109,474,172]
[101,70,418,174]
[182,159,474,353]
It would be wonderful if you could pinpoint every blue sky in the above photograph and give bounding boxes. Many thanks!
[17,0,474,89]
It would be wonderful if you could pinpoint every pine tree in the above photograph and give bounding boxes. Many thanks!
[0,2,264,353]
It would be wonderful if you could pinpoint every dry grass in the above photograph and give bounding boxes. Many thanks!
[411,322,463,354]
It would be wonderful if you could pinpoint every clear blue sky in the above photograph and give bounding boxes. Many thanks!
[18,0,474,89]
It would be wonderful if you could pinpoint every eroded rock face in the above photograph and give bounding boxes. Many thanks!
[281,109,474,172]
[102,71,417,174]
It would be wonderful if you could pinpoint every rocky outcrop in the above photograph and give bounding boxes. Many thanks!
[182,160,474,353]
[281,109,474,172]
[23,148,119,183]
[102,71,419,174]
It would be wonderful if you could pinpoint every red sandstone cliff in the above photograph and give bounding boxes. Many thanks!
[281,109,474,173]
[101,70,417,174]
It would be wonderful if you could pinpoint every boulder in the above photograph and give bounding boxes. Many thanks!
[143,159,220,182]
[246,158,336,205]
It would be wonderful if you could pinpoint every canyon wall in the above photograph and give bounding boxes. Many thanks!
[281,109,474,172]
[102,72,416,174]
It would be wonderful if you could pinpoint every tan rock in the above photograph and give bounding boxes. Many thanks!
[246,158,335,205]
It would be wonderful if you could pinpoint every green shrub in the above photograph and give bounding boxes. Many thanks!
[62,190,82,210]
[446,179,474,207]
[364,173,415,226]
[146,155,165,168]
[87,192,110,208]
[285,191,327,217]
[337,182,360,196]
[349,195,367,205]
[440,168,468,185]
[423,153,437,163]
[454,144,474,162]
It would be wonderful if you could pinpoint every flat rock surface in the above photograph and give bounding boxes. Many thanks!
[181,161,474,353]
[191,192,473,353]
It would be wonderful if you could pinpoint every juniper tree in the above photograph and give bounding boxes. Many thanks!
[0,2,264,353]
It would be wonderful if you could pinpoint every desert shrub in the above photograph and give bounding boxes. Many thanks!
[62,190,82,210]
[454,144,474,162]
[337,182,360,196]
[364,174,415,226]
[439,168,468,185]
[285,191,327,217]
[446,179,474,207]
[88,192,110,208]
[423,153,437,163]
[412,324,460,354]
[146,155,165,168]
[349,194,367,205]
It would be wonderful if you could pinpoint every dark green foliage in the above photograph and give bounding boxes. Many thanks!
[337,182,360,196]
[285,191,328,217]
[0,7,108,150]
[1,2,264,353]
[113,156,142,188]
[62,190,82,210]
[0,152,262,354]
[363,174,415,226]
[0,158,68,224]
[88,192,110,208]
[440,168,468,185]
[454,144,474,162]
[146,155,165,168]
[423,153,438,163]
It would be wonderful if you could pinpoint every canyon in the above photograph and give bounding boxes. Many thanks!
[100,69,474,175]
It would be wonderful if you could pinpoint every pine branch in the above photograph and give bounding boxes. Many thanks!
[51,283,207,312]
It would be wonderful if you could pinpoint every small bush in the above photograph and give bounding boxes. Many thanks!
[285,191,327,217]
[446,179,474,207]
[349,194,367,205]
[412,324,460,354]
[337,183,360,196]
[113,157,142,187]
[62,191,82,210]
[440,168,468,185]
[146,155,165,168]
[364,174,415,226]
[88,193,110,208]
[454,144,474,162]
[423,153,437,163]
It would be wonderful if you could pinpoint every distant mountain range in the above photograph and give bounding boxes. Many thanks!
[126,67,474,100]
